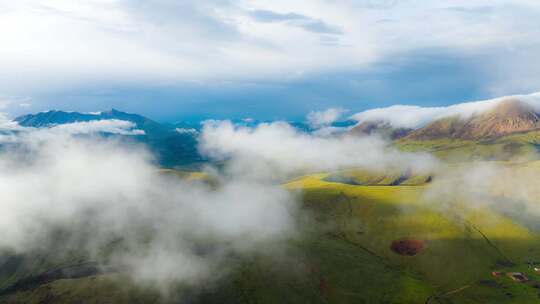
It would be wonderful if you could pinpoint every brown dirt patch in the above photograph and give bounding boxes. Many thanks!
[390,238,425,256]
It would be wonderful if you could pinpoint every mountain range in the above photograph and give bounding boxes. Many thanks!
[14,98,540,167]
[14,109,203,167]
[12,110,361,167]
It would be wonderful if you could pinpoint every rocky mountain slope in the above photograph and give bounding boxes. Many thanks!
[406,99,540,140]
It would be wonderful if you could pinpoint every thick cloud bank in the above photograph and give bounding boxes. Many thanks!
[0,115,442,293]
[0,121,298,290]
[351,92,540,128]
[199,120,437,177]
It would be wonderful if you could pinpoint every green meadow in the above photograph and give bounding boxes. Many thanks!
[4,163,540,303]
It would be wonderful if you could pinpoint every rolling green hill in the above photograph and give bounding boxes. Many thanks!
[395,130,540,162]
[4,164,540,303]
[389,99,540,162]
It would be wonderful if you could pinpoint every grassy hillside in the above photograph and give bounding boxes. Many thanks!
[396,130,540,162]
[4,165,540,303]
[285,172,540,303]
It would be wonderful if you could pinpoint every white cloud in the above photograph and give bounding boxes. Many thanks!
[0,95,32,110]
[0,100,11,110]
[49,119,145,135]
[351,92,540,128]
[198,120,437,177]
[0,119,144,146]
[0,119,298,291]
[248,9,343,34]
[175,127,198,135]
[423,160,540,231]
[1,0,540,96]
[306,107,347,128]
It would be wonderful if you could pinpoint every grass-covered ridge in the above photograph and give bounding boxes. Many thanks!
[4,164,540,303]
[395,130,540,162]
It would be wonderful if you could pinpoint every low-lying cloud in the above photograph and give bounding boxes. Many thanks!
[0,121,298,292]
[423,160,540,232]
[306,107,347,129]
[50,119,145,135]
[351,92,540,128]
[175,127,198,135]
[199,120,438,178]
[0,112,443,294]
[0,119,144,138]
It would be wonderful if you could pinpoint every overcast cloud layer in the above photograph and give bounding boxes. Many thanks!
[2,0,540,119]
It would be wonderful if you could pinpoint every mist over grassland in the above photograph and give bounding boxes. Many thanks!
[3,104,540,302]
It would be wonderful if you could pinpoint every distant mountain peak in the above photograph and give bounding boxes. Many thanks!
[13,108,203,166]
[406,98,540,140]
[14,108,153,129]
[486,98,538,119]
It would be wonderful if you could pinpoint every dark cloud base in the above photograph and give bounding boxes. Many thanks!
[13,48,531,123]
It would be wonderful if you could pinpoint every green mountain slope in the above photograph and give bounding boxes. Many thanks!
[391,99,540,162]
[4,164,540,303]
[406,99,540,141]
[396,130,540,162]
[285,172,540,303]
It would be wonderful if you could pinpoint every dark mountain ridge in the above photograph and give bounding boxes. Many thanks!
[14,109,202,167]
[16,108,167,136]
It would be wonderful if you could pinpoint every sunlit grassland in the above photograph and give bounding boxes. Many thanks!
[5,164,540,303]
[395,130,540,162]
[285,168,540,303]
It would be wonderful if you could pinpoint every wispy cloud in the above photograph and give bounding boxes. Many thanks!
[175,127,198,135]
[306,107,347,128]
[199,120,437,177]
[1,119,146,140]
[49,120,145,136]
[249,9,343,34]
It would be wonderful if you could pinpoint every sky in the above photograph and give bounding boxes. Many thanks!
[1,0,540,122]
